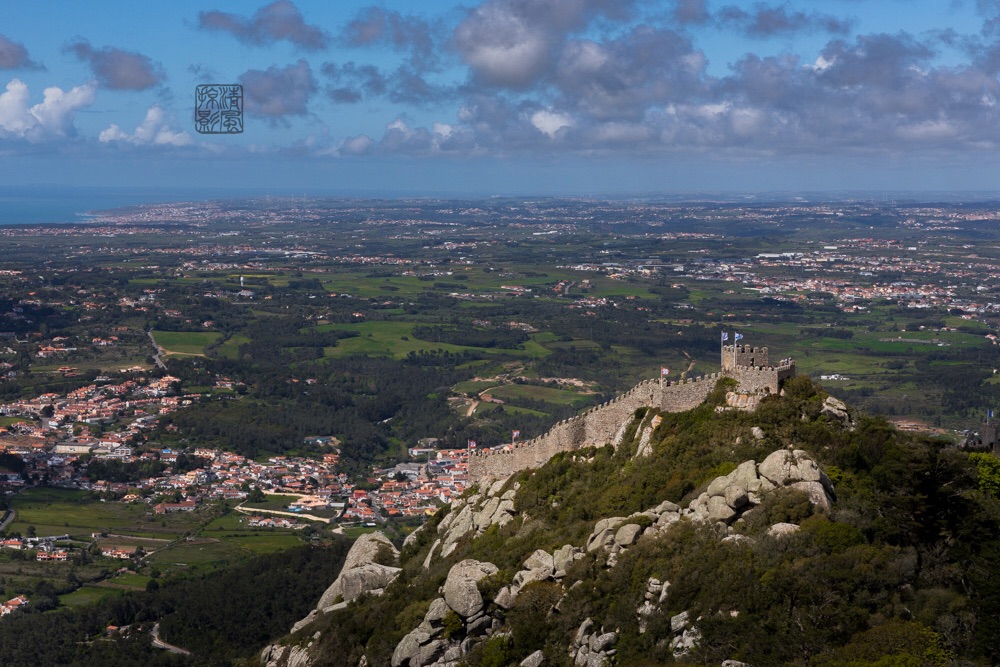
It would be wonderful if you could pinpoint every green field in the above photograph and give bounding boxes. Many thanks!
[452,380,500,395]
[491,404,549,417]
[8,488,198,540]
[240,494,301,512]
[487,384,594,406]
[151,330,223,356]
[313,321,551,360]
[216,334,251,359]
[218,532,302,554]
[59,585,123,608]
[100,572,153,590]
[146,538,247,566]
[340,526,379,539]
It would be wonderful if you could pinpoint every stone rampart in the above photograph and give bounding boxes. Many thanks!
[726,362,794,394]
[659,373,721,412]
[468,352,796,485]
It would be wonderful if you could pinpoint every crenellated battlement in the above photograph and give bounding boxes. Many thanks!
[722,344,770,371]
[468,343,795,484]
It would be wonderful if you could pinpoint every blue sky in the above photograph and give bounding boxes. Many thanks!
[2,0,1000,194]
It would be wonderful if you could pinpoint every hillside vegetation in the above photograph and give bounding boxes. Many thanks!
[292,377,1000,666]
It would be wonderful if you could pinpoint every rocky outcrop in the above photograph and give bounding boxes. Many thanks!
[443,559,498,618]
[821,395,851,425]
[262,532,401,667]
[392,559,504,667]
[636,577,670,634]
[426,482,520,566]
[569,618,618,667]
[668,611,701,658]
[260,643,315,667]
[684,448,834,526]
[315,532,401,610]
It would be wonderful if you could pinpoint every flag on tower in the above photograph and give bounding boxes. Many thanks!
[512,430,520,440]
[721,332,729,342]
[734,333,744,342]
[661,367,669,376]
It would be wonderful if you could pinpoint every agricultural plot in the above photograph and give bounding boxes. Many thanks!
[9,488,199,540]
[216,333,251,359]
[486,383,593,406]
[239,494,302,512]
[315,321,552,360]
[59,585,123,608]
[151,330,223,356]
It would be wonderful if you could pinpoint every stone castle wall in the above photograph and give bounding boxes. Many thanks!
[722,345,769,371]
[468,350,795,484]
[726,363,795,394]
[659,374,724,412]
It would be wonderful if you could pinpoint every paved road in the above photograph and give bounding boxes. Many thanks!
[151,623,191,656]
[147,331,167,370]
[0,509,14,533]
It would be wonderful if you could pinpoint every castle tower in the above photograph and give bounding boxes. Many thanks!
[721,345,769,371]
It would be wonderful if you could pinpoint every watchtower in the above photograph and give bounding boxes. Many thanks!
[721,345,769,372]
[720,344,794,394]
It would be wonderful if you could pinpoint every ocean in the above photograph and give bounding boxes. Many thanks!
[0,186,266,226]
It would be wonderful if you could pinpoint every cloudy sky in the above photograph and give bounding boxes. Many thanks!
[3,0,1000,194]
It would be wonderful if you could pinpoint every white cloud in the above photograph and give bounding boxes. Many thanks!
[454,4,551,87]
[895,119,957,141]
[99,104,192,147]
[340,134,374,155]
[531,109,574,137]
[0,78,95,142]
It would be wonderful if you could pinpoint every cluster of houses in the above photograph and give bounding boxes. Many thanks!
[246,516,304,530]
[0,366,475,531]
[0,535,71,562]
[0,595,27,617]
[0,375,186,460]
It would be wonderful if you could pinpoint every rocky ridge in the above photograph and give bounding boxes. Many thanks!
[386,444,835,667]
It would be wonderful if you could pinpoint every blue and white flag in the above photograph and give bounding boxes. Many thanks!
[734,333,744,342]
[721,332,729,342]
[512,430,520,440]
[991,410,995,419]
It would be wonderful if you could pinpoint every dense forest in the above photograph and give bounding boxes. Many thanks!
[0,542,351,666]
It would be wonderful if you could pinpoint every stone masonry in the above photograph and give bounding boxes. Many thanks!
[468,346,794,484]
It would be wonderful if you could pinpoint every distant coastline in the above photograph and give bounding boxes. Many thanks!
[0,186,297,227]
[5,185,1000,227]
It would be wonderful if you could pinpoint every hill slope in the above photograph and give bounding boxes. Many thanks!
[264,377,1000,666]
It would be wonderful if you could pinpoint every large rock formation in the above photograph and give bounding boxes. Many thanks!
[391,559,503,667]
[684,447,835,526]
[261,532,401,667]
[423,481,520,566]
[315,531,401,611]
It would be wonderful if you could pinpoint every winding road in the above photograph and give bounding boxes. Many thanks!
[151,623,191,656]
